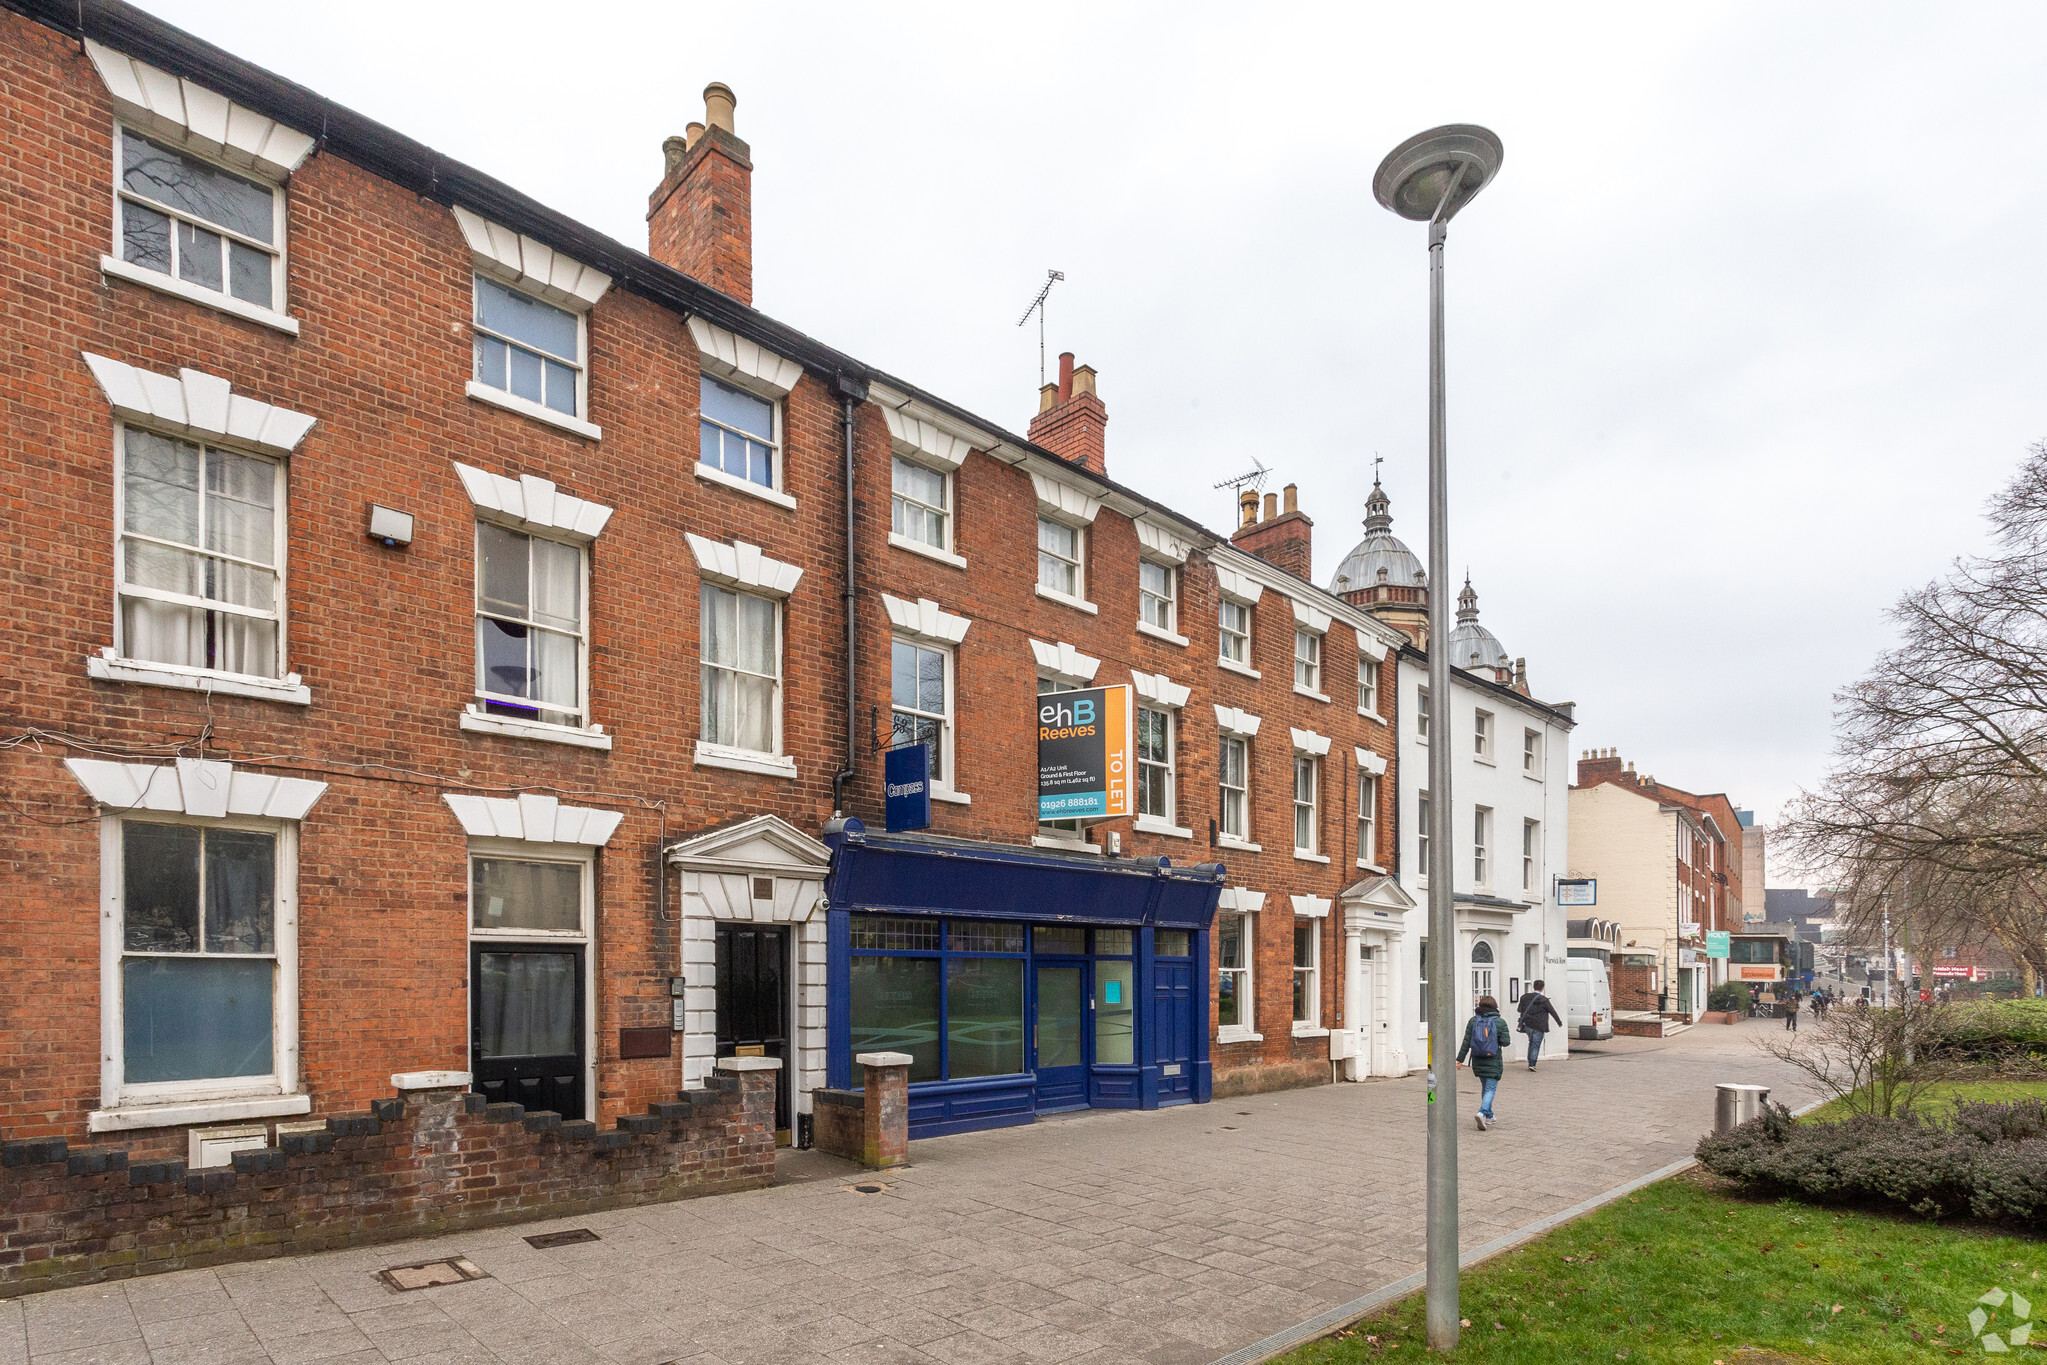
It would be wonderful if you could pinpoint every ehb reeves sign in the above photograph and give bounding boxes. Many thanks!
[1037,684,1134,822]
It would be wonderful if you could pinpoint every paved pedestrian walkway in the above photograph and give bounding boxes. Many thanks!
[0,1021,1809,1365]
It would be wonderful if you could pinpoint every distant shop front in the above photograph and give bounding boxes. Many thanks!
[820,818,1224,1138]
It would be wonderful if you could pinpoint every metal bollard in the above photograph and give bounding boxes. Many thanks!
[1714,1082,1771,1133]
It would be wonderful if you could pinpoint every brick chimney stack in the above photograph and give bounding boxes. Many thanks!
[1231,481,1314,582]
[1027,352,1108,476]
[648,83,753,304]
[1576,747,1627,786]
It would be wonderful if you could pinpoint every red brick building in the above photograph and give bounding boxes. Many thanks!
[0,0,1407,1164]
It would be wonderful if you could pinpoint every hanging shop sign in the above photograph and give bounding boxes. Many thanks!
[884,742,932,833]
[1037,684,1133,822]
[1556,878,1596,906]
[1705,930,1730,959]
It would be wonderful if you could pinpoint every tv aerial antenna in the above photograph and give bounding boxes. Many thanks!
[1212,458,1271,520]
[1016,270,1065,387]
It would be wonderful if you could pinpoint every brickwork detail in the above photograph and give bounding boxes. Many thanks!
[0,1070,775,1298]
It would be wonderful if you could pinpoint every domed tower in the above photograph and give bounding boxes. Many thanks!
[1446,576,1513,684]
[1331,474,1430,644]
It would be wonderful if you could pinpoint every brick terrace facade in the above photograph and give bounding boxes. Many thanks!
[0,0,1406,1159]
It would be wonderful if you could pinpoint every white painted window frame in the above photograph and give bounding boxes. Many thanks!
[889,633,957,793]
[1417,790,1431,885]
[1474,805,1492,888]
[1035,514,1091,612]
[698,372,790,508]
[107,122,294,334]
[1137,558,1183,645]
[471,518,591,732]
[1416,686,1430,743]
[1358,771,1379,869]
[890,453,953,558]
[699,581,786,765]
[1293,625,1323,697]
[1135,702,1176,830]
[1523,817,1540,895]
[100,811,300,1116]
[1218,596,1255,673]
[1474,707,1495,764]
[1292,753,1320,858]
[1292,915,1321,1030]
[111,421,290,690]
[470,272,591,433]
[1523,727,1542,778]
[1219,733,1251,844]
[1217,908,1255,1042]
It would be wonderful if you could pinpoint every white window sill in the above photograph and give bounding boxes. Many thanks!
[1216,1026,1263,1045]
[1294,849,1331,864]
[1358,709,1387,726]
[1031,834,1099,853]
[1217,835,1262,854]
[1476,757,1497,768]
[931,783,972,805]
[694,742,798,779]
[89,650,310,705]
[1356,861,1388,874]
[101,255,300,336]
[1035,584,1098,615]
[1291,1023,1329,1039]
[89,1091,310,1134]
[461,707,612,750]
[1135,621,1189,648]
[1218,657,1262,681]
[465,381,602,441]
[888,532,968,571]
[1134,816,1193,840]
[696,461,796,510]
[1294,686,1331,704]
[1524,772,1546,783]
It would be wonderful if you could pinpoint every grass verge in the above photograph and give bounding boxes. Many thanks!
[1272,1170,2043,1364]
[1802,1078,2047,1124]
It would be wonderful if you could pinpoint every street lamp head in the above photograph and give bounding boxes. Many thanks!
[1374,124,1504,224]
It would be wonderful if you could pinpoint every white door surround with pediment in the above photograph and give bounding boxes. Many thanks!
[1338,874,1415,1079]
[665,815,830,1109]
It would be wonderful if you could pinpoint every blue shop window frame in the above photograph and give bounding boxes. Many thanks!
[826,912,1214,1137]
[842,914,1036,1136]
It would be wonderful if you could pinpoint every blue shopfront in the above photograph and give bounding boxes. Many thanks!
[821,819,1224,1138]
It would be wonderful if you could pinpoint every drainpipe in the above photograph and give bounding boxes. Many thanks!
[831,378,865,815]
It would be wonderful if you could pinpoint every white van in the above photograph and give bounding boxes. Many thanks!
[1567,957,1613,1040]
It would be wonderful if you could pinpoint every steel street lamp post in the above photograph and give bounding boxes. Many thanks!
[1373,123,1503,1356]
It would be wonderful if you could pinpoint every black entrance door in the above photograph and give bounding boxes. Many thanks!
[715,925,791,1142]
[472,944,585,1120]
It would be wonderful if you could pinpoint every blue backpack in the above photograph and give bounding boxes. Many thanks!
[1471,1014,1502,1059]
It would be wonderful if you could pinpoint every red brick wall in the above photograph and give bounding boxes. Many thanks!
[1612,961,1658,1012]
[646,127,753,305]
[1231,509,1314,583]
[0,1071,775,1297]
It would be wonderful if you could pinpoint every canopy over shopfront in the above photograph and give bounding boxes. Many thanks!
[820,819,1225,1136]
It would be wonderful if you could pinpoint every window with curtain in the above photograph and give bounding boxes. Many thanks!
[1294,628,1321,692]
[473,275,582,417]
[1293,756,1318,854]
[1358,772,1379,866]
[118,428,283,679]
[116,127,281,310]
[1138,560,1175,632]
[1293,918,1319,1024]
[700,584,780,754]
[119,819,278,1086]
[890,638,949,781]
[701,377,778,489]
[1219,598,1251,664]
[1523,819,1539,893]
[1136,705,1173,821]
[1474,806,1492,885]
[891,457,948,550]
[1474,709,1493,761]
[1219,735,1249,839]
[1037,518,1082,597]
[475,522,584,727]
[1217,912,1250,1031]
[1359,655,1378,714]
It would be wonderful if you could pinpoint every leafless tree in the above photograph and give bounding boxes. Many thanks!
[1778,442,2047,993]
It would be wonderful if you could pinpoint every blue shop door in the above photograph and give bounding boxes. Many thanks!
[1033,962,1089,1112]
[1152,957,1195,1104]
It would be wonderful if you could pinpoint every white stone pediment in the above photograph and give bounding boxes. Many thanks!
[666,814,830,875]
[669,815,828,925]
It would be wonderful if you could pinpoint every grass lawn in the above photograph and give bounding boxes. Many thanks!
[1274,1170,2044,1364]
[1802,1078,2047,1124]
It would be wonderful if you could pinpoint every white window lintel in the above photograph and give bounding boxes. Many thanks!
[1031,471,1100,525]
[66,758,325,820]
[1213,564,1265,604]
[883,408,972,470]
[84,353,315,456]
[454,461,613,540]
[686,534,804,596]
[1290,727,1332,757]
[1356,629,1390,662]
[1134,518,1194,565]
[1213,705,1261,738]
[86,40,315,181]
[1130,669,1191,709]
[1031,639,1100,685]
[883,594,972,645]
[688,317,802,396]
[452,205,611,312]
[442,792,623,846]
[1215,886,1268,914]
[1291,894,1333,919]
[1291,599,1333,634]
[1355,747,1389,776]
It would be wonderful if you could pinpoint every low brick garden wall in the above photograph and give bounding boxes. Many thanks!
[0,1066,777,1297]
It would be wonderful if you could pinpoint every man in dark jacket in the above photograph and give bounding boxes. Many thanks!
[1455,996,1508,1130]
[1517,980,1563,1071]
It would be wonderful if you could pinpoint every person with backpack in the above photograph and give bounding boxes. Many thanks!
[1455,995,1508,1129]
[1516,979,1563,1070]
[1783,987,1800,1031]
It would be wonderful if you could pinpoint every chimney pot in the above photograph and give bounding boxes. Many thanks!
[703,82,737,133]
[1263,492,1278,522]
[1057,352,1075,402]
[1071,364,1097,399]
[684,121,705,150]
[1038,383,1059,414]
[663,134,689,172]
[1282,483,1298,515]
[1239,488,1258,527]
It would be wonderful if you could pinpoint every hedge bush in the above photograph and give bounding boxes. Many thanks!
[1707,981,1748,1013]
[1944,999,2047,1066]
[1696,1098,2047,1222]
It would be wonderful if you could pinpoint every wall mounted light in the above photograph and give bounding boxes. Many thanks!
[368,504,414,548]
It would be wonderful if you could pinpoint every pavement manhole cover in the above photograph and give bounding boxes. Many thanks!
[377,1256,487,1292]
[845,1181,891,1195]
[524,1228,601,1249]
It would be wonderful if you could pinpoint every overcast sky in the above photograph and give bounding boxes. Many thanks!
[139,1,2047,881]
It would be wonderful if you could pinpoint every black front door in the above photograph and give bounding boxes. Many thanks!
[472,943,585,1120]
[716,924,790,1142]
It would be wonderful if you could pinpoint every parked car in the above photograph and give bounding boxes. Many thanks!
[1567,958,1613,1040]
